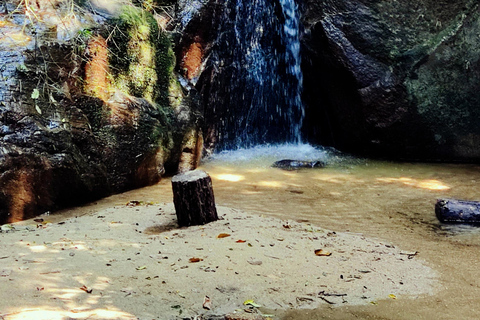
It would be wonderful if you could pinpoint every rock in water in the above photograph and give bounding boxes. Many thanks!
[272,159,325,170]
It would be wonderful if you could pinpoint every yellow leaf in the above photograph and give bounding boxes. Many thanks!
[389,294,397,299]
[217,233,231,239]
[136,266,147,270]
[314,249,332,256]
[243,299,261,307]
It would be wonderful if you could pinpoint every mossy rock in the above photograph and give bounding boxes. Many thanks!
[105,5,175,107]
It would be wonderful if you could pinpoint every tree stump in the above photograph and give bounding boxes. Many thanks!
[171,169,218,227]
[435,198,480,223]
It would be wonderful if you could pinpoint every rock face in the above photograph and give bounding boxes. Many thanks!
[175,0,480,161]
[301,0,480,161]
[0,1,202,223]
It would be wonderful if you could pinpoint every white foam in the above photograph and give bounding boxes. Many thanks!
[207,143,331,163]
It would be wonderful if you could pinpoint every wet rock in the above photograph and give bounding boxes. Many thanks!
[0,3,202,223]
[272,159,325,170]
[301,0,480,161]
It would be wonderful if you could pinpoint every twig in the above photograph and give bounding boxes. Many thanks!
[319,296,335,304]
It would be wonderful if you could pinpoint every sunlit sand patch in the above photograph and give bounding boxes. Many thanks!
[257,180,283,188]
[376,177,450,190]
[213,173,245,182]
[3,308,135,320]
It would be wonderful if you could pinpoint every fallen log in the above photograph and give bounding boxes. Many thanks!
[435,199,480,223]
[171,169,218,227]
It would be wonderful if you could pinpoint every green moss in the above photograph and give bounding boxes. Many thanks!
[106,6,175,108]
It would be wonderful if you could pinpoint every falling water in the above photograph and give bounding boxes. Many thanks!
[204,0,304,150]
[279,0,304,142]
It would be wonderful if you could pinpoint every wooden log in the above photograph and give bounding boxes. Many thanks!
[435,198,480,223]
[171,169,218,227]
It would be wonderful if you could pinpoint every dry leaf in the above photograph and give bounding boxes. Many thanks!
[189,257,203,263]
[80,285,92,294]
[314,249,332,256]
[203,295,212,310]
[217,233,231,239]
[126,200,142,207]
[247,259,263,265]
[136,266,147,270]
[236,240,246,243]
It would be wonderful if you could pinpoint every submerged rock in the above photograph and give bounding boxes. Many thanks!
[272,159,325,170]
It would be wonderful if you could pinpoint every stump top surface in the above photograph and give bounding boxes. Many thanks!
[171,169,209,182]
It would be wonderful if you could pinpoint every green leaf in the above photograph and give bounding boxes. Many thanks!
[31,88,40,99]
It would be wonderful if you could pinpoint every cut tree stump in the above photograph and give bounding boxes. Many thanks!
[435,198,480,223]
[171,169,218,227]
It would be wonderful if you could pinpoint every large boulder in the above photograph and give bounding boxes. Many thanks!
[0,1,202,223]
[301,0,480,161]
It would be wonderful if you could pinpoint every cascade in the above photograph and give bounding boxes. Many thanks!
[204,0,304,150]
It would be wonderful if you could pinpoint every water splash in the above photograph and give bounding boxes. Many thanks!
[208,143,330,166]
[205,0,304,150]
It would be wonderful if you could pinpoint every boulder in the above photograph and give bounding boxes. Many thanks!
[301,0,480,161]
[0,2,202,223]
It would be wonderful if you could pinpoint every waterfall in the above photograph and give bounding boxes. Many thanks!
[279,0,304,143]
[204,0,304,150]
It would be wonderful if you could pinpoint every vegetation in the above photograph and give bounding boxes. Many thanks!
[106,5,175,108]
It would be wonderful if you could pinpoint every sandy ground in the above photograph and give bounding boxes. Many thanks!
[0,202,437,320]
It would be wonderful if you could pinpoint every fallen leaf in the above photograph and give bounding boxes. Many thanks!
[282,222,291,229]
[0,224,14,232]
[189,257,203,263]
[126,200,142,207]
[203,295,212,310]
[236,239,246,243]
[247,259,263,265]
[33,218,44,223]
[79,285,92,294]
[217,233,231,239]
[136,266,147,270]
[389,294,397,299]
[243,299,261,308]
[314,249,332,256]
